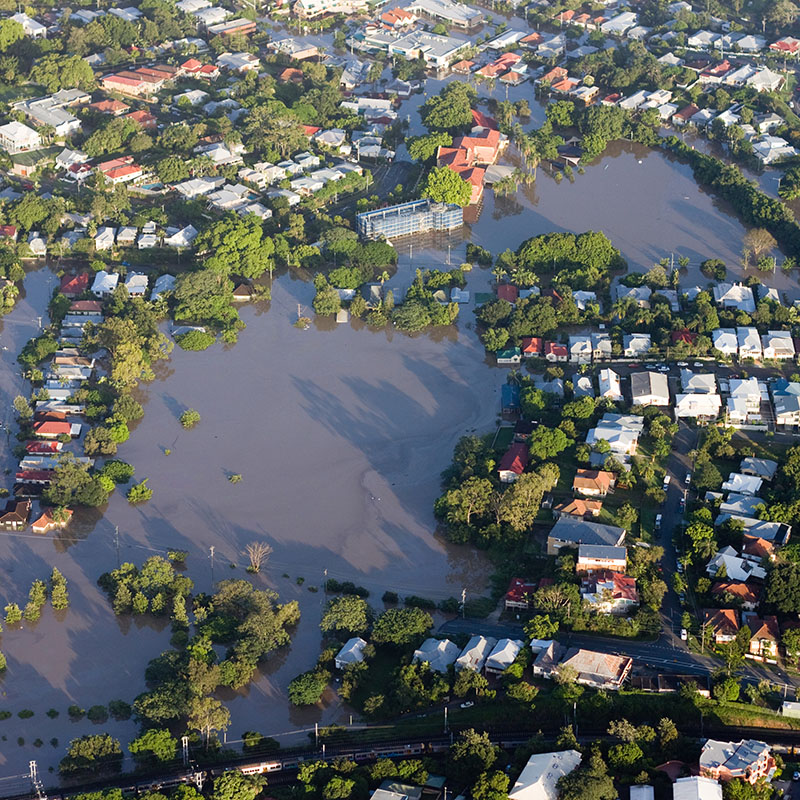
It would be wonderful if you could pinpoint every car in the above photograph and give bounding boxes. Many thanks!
[793,772,800,782]
[655,513,662,530]
[681,628,688,641]
[693,362,703,367]
[679,497,686,512]
[663,476,671,490]
[677,361,688,367]
[685,472,692,485]
[645,363,657,369]
[658,365,670,372]
[679,592,686,603]
[677,562,684,574]
[460,701,474,709]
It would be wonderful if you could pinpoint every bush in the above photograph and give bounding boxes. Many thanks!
[18,710,33,719]
[100,460,135,484]
[176,330,216,351]
[0,711,10,720]
[288,670,330,706]
[179,409,201,429]
[382,591,399,604]
[325,579,369,597]
[68,705,85,720]
[87,705,108,723]
[167,550,188,563]
[127,479,152,504]
[404,595,436,610]
[46,709,59,718]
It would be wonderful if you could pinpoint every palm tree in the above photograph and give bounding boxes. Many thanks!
[491,264,507,285]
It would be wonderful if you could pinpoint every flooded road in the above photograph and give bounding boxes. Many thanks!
[0,122,798,781]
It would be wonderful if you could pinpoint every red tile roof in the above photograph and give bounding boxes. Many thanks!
[497,284,518,303]
[498,442,529,476]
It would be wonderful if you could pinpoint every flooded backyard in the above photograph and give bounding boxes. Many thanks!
[0,128,798,784]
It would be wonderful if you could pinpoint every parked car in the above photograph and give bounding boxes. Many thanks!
[681,628,688,641]
[658,365,670,372]
[655,513,662,530]
[792,772,800,782]
[460,701,474,709]
[685,472,692,485]
[679,496,686,512]
[677,361,688,367]
[663,475,671,490]
[693,362,703,367]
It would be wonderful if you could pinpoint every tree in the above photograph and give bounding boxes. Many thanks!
[245,541,273,573]
[127,479,152,504]
[180,409,201,429]
[472,772,510,800]
[320,595,369,636]
[30,54,95,93]
[60,734,123,775]
[524,614,558,640]
[420,83,476,133]
[211,771,266,800]
[51,567,69,610]
[438,476,493,526]
[766,562,800,612]
[448,729,498,784]
[528,427,571,460]
[406,132,452,163]
[0,19,24,52]
[453,668,489,699]
[498,466,559,532]
[783,627,800,666]
[288,670,329,705]
[557,749,616,800]
[13,394,32,421]
[371,607,432,646]
[421,166,472,208]
[195,215,275,281]
[743,228,777,262]
[187,695,230,744]
[129,728,178,763]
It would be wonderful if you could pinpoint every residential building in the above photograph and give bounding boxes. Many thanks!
[737,327,762,360]
[712,581,759,610]
[0,121,41,153]
[496,347,522,365]
[573,375,594,398]
[94,227,116,251]
[581,571,638,614]
[675,393,722,420]
[745,616,780,661]
[124,272,149,297]
[703,608,740,644]
[485,638,524,673]
[673,777,723,800]
[412,638,460,672]
[10,12,46,37]
[504,578,537,610]
[577,544,626,573]
[544,342,568,362]
[92,270,119,297]
[762,330,795,359]
[335,637,367,669]
[206,17,256,35]
[508,751,582,800]
[586,413,643,456]
[554,498,602,519]
[721,473,762,495]
[498,442,529,483]
[455,635,497,671]
[547,517,625,555]
[216,51,260,72]
[521,337,543,358]
[713,328,738,356]
[31,507,73,534]
[707,546,766,582]
[631,371,669,406]
[558,647,632,689]
[0,499,31,530]
[713,282,756,313]
[700,739,774,783]
[623,332,651,357]
[356,199,463,240]
[597,369,623,403]
[774,393,800,427]
[740,458,778,481]
[568,334,592,363]
[753,135,798,165]
[573,469,615,498]
[405,0,484,29]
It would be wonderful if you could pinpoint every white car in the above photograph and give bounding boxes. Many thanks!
[693,362,703,367]
[685,472,692,485]
[680,628,688,641]
[460,701,474,709]
[677,361,688,367]
[658,365,670,372]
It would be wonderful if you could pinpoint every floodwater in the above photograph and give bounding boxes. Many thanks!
[0,109,799,784]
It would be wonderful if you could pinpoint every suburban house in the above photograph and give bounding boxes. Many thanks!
[681,369,717,394]
[554,498,602,519]
[623,332,652,357]
[498,442,529,483]
[508,751,582,800]
[762,330,795,359]
[581,571,638,614]
[713,328,739,356]
[547,517,625,555]
[484,638,523,674]
[740,458,778,481]
[700,739,775,783]
[573,469,615,498]
[744,615,780,661]
[675,393,722,421]
[455,635,497,671]
[32,420,80,439]
[413,638,460,673]
[568,334,592,364]
[673,777,723,800]
[712,581,759,610]
[598,368,623,401]
[92,270,120,297]
[0,121,41,153]
[737,327,762,360]
[0,499,31,530]
[721,473,762,496]
[707,545,766,582]
[334,637,368,669]
[504,577,537,610]
[586,414,643,456]
[557,648,633,690]
[31,507,73,534]
[713,283,756,313]
[496,347,522,365]
[703,608,740,643]
[544,342,568,362]
[577,544,627,573]
[631,371,669,406]
[60,273,90,297]
[521,337,543,358]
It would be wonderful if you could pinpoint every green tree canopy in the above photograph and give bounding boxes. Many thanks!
[421,166,472,208]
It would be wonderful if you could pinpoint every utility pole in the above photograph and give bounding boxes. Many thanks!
[461,587,466,618]
[182,736,189,766]
[114,526,120,567]
[209,545,215,585]
[29,761,44,800]
[444,706,448,732]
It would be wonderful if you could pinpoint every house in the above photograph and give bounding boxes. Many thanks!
[32,420,80,439]
[675,393,722,420]
[713,283,756,313]
[0,499,32,530]
[501,384,520,417]
[498,442,529,483]
[0,121,41,153]
[508,751,582,800]
[216,52,260,73]
[504,577,537,610]
[573,469,615,498]
[711,328,737,356]
[496,347,522,365]
[762,330,795,359]
[581,571,638,614]
[700,739,774,783]
[554,498,602,520]
[615,284,651,308]
[558,648,632,689]
[60,273,90,297]
[681,370,717,394]
[547,517,625,555]
[623,333,651,357]
[598,368,622,402]
[412,638,460,672]
[544,342,568,362]
[673,777,723,800]
[335,637,368,670]
[703,608,740,644]
[707,546,766,582]
[740,458,778,482]
[712,581,759,610]
[92,270,119,297]
[586,414,643,456]
[774,393,800,427]
[753,136,798,165]
[631,371,669,406]
[124,272,149,297]
[736,327,762,360]
[721,473,762,496]
[568,334,592,364]
[720,493,764,517]
[745,616,780,661]
[456,635,497,671]
[573,375,594,398]
[31,507,73,534]
[521,337,543,358]
[163,225,198,249]
[27,231,46,256]
[10,11,46,37]
[577,544,627,573]
[485,638,523,674]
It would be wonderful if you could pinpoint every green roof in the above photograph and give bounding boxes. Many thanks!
[496,347,521,359]
[11,146,59,166]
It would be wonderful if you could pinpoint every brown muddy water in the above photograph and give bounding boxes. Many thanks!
[0,138,797,786]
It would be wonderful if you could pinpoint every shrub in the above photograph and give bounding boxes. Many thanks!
[404,595,436,610]
[17,710,33,719]
[127,479,152,504]
[176,330,215,350]
[0,711,10,721]
[67,705,85,720]
[46,709,59,719]
[325,579,369,597]
[87,705,108,723]
[382,591,399,604]
[179,409,201,429]
[101,460,134,484]
[167,550,188,563]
